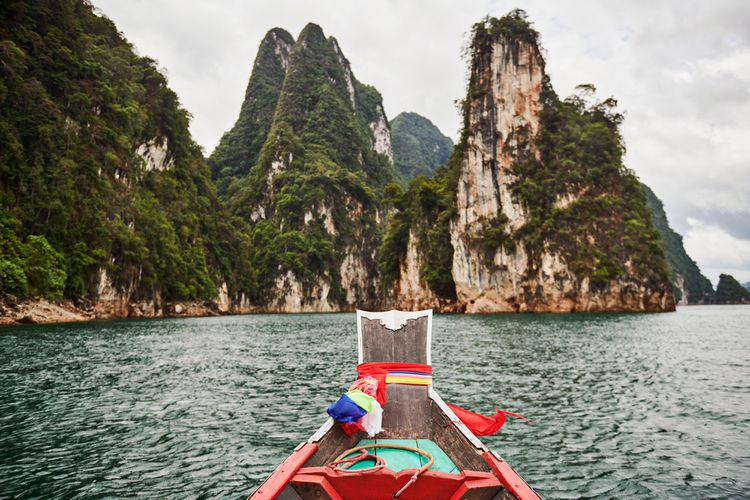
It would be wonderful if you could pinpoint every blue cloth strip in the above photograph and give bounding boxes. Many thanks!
[388,371,432,377]
[327,393,368,423]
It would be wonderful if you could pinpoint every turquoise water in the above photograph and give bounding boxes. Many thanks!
[0,306,748,498]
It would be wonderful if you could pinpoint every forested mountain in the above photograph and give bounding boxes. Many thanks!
[382,11,674,312]
[0,0,251,315]
[715,274,750,304]
[215,23,396,310]
[208,28,294,195]
[390,112,453,181]
[1,4,677,318]
[642,184,714,304]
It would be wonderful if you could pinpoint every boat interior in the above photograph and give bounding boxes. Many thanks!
[265,310,531,500]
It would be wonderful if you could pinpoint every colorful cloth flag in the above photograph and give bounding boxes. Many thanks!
[345,389,374,413]
[331,362,528,438]
[326,393,367,423]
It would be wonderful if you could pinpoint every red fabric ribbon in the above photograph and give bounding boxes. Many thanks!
[340,421,364,436]
[338,363,527,437]
[356,362,432,407]
[340,363,432,437]
[447,403,529,436]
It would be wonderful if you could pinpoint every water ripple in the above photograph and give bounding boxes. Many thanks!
[1,306,749,498]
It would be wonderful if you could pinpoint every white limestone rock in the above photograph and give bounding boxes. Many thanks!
[135,138,173,172]
[368,104,393,162]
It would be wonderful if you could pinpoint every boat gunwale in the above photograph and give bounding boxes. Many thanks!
[248,309,540,499]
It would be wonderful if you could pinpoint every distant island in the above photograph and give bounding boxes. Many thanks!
[715,274,750,304]
[0,2,736,325]
[390,112,453,183]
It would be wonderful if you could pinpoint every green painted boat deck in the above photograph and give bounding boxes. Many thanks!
[344,439,459,474]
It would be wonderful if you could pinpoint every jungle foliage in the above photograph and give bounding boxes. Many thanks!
[390,112,453,182]
[510,82,670,289]
[208,28,294,195]
[378,173,457,299]
[642,184,714,303]
[0,0,251,302]
[715,274,750,304]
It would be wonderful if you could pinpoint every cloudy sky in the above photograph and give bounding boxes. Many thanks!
[93,0,750,285]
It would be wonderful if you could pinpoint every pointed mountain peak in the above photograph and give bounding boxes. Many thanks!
[297,22,327,47]
[258,28,295,69]
[255,27,295,73]
[265,27,294,41]
[219,23,396,310]
[208,26,294,188]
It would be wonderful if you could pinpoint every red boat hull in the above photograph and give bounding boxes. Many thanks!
[250,442,538,499]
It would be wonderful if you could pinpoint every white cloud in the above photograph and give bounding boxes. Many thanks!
[684,218,750,284]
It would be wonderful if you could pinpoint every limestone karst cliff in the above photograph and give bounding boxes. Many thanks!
[218,23,396,312]
[208,28,294,194]
[390,110,707,308]
[0,0,255,319]
[384,11,675,312]
[1,5,678,320]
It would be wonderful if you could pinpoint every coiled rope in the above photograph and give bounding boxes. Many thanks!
[326,443,434,498]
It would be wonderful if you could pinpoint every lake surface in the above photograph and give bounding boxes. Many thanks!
[1,306,748,498]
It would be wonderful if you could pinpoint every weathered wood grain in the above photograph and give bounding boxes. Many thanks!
[360,316,428,364]
[305,424,360,467]
[377,385,432,439]
[359,315,431,440]
[429,402,491,472]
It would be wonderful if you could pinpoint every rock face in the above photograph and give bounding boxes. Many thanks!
[0,298,91,326]
[369,104,394,162]
[450,28,545,312]
[389,12,675,313]
[394,231,445,311]
[208,28,295,191]
[218,23,395,312]
[135,138,173,172]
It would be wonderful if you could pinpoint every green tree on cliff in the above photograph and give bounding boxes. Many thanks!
[0,0,251,303]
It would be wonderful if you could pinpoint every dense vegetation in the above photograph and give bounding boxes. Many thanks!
[0,6,396,308]
[380,112,456,297]
[390,112,453,182]
[642,184,714,303]
[379,173,457,299]
[510,82,670,290]
[0,4,683,312]
[208,28,294,195]
[715,274,750,304]
[380,10,671,299]
[218,23,395,304]
[0,0,250,303]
